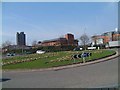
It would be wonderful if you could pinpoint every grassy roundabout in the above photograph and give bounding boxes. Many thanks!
[2,49,116,69]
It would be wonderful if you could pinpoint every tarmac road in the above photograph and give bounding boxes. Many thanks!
[2,57,118,88]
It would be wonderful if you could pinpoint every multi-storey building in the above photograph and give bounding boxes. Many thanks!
[16,32,26,46]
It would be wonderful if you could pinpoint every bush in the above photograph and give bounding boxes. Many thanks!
[3,45,77,55]
[37,45,77,52]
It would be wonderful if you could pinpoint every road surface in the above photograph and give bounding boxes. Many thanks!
[2,57,118,88]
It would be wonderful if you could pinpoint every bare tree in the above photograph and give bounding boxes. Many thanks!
[32,40,38,46]
[80,34,89,50]
[2,40,12,48]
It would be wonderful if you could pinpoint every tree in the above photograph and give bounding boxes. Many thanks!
[2,40,12,48]
[38,41,41,44]
[80,34,89,50]
[32,40,38,46]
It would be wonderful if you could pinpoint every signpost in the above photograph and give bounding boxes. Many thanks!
[81,52,86,63]
[72,52,92,63]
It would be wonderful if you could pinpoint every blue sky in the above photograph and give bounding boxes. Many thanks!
[2,2,118,45]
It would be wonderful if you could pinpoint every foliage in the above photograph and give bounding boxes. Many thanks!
[3,45,77,55]
[2,40,12,48]
[80,34,90,50]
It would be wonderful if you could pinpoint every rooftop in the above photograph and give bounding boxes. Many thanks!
[42,38,67,43]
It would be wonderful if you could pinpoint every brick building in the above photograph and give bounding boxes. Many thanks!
[91,29,120,46]
[39,33,78,46]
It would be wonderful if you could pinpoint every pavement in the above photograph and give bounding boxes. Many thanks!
[2,50,119,88]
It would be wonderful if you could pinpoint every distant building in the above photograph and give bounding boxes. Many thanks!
[2,45,32,53]
[91,29,120,47]
[39,33,78,46]
[16,32,26,46]
[91,35,109,45]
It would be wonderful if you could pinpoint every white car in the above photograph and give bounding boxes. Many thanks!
[36,50,45,54]
[87,47,96,50]
[80,48,83,50]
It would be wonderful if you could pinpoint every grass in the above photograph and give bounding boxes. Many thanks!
[2,49,116,69]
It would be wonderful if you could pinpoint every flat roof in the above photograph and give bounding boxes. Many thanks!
[42,38,66,43]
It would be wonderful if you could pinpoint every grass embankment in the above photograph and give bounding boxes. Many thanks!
[2,49,116,69]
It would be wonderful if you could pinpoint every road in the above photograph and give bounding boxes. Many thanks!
[2,57,118,88]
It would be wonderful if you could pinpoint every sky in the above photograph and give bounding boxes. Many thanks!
[2,2,118,45]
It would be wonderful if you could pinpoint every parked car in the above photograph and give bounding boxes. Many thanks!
[87,47,96,50]
[73,47,83,51]
[6,53,11,56]
[36,50,45,54]
[6,53,15,57]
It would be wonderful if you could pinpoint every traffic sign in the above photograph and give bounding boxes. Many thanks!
[77,54,82,58]
[73,52,92,59]
[73,54,78,59]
